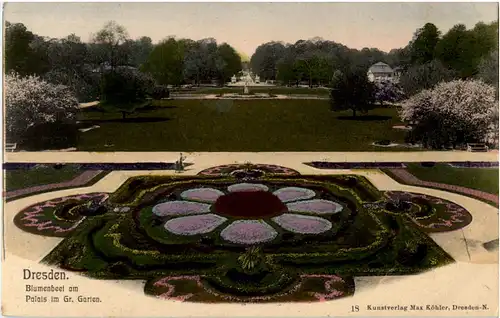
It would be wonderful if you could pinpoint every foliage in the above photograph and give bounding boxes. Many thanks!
[330,70,376,116]
[4,22,50,76]
[400,79,497,149]
[409,23,441,65]
[142,37,187,86]
[374,81,405,105]
[151,85,170,100]
[92,20,129,69]
[237,247,265,272]
[477,49,499,92]
[100,68,155,118]
[5,73,79,142]
[435,22,498,78]
[250,42,287,80]
[399,60,457,96]
[100,68,154,103]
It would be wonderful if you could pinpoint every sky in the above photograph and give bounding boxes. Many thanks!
[3,2,499,57]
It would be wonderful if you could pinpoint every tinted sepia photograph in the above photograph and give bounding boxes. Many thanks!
[2,2,499,317]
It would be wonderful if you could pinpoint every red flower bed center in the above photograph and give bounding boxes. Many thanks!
[213,191,287,219]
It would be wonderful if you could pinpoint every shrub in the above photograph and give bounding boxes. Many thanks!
[151,85,170,100]
[400,79,497,149]
[100,68,155,105]
[5,73,79,144]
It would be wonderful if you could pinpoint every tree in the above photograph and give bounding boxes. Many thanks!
[374,81,405,105]
[92,21,129,69]
[5,73,79,143]
[183,39,218,85]
[399,79,497,149]
[409,23,440,65]
[330,70,376,117]
[100,68,155,118]
[142,37,186,86]
[477,49,499,92]
[126,36,154,67]
[399,60,456,96]
[4,22,49,76]
[42,34,98,102]
[250,42,286,80]
[216,43,242,85]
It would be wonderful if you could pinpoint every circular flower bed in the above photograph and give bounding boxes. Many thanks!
[149,183,344,244]
[197,164,300,177]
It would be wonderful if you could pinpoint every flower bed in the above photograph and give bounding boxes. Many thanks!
[16,170,466,303]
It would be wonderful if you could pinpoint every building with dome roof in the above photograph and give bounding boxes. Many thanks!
[367,62,399,83]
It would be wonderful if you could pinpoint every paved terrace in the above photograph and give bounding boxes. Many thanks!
[4,151,498,165]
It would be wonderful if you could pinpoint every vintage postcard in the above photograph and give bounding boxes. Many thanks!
[2,2,499,317]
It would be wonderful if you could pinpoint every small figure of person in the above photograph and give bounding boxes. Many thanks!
[175,153,187,172]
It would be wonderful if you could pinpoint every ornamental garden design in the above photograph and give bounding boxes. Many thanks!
[14,164,473,303]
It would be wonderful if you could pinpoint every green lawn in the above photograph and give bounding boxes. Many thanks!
[76,99,408,151]
[406,163,499,195]
[171,86,331,96]
[5,165,82,192]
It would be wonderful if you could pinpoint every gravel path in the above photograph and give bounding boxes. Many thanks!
[387,168,499,205]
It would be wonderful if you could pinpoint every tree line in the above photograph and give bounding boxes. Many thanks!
[250,21,498,92]
[5,21,243,102]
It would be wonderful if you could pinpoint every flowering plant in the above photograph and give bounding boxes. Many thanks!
[5,73,79,141]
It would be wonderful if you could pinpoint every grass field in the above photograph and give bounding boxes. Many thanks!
[5,165,82,192]
[405,163,499,195]
[76,99,408,151]
[171,86,331,96]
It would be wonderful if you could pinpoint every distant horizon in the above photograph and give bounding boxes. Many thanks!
[4,2,498,57]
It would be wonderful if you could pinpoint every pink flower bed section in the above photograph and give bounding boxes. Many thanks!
[164,214,227,235]
[220,220,278,244]
[227,183,269,192]
[273,187,316,203]
[287,199,343,214]
[272,214,332,234]
[152,201,211,216]
[180,188,225,203]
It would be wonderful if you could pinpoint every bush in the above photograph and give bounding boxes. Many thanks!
[21,121,78,150]
[397,243,428,266]
[151,85,170,100]
[5,73,79,144]
[400,79,497,149]
[100,68,154,104]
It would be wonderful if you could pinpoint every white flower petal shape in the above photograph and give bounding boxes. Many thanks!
[272,214,332,234]
[180,188,225,203]
[273,187,315,203]
[227,183,269,192]
[152,201,211,216]
[164,214,227,235]
[220,220,278,244]
[287,199,343,214]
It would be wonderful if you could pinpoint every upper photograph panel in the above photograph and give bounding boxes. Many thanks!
[3,2,499,152]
